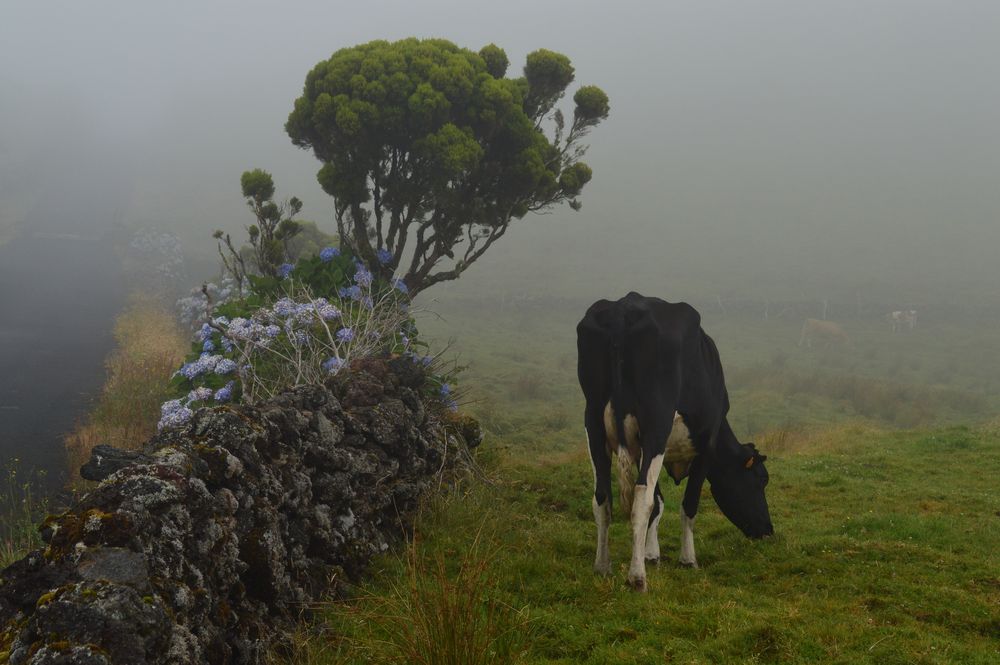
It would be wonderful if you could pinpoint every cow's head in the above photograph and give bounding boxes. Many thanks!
[708,443,774,539]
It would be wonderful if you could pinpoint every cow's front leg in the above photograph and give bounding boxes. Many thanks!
[586,415,612,576]
[628,453,664,591]
[679,457,706,568]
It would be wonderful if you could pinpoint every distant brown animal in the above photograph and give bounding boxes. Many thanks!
[798,318,850,349]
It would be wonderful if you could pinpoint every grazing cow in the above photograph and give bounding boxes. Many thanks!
[887,309,917,333]
[798,318,850,349]
[577,293,773,592]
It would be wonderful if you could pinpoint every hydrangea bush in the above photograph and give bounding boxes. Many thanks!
[161,246,458,431]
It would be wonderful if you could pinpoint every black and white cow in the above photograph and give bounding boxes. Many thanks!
[577,292,773,591]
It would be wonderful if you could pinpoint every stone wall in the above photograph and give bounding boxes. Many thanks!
[0,358,479,664]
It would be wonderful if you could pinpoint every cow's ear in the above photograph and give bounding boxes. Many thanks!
[744,456,755,469]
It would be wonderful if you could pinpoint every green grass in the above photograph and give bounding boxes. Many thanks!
[0,461,47,568]
[275,301,1000,664]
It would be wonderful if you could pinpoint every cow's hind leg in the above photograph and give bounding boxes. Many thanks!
[644,482,664,563]
[586,409,612,576]
[628,406,672,591]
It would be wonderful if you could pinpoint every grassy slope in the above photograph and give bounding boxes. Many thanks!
[284,301,1000,663]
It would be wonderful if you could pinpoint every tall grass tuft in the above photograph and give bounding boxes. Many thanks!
[1,462,47,568]
[304,526,531,665]
[64,296,188,486]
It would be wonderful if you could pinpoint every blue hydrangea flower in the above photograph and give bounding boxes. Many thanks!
[264,324,281,338]
[361,296,374,310]
[320,246,340,262]
[440,383,451,397]
[273,298,296,317]
[202,339,215,352]
[214,358,238,375]
[161,399,184,417]
[187,386,214,403]
[322,357,345,374]
[336,327,354,343]
[376,248,393,265]
[353,266,373,288]
[196,323,212,343]
[214,381,235,403]
[220,337,234,353]
[278,263,295,279]
[318,303,341,321]
[445,399,458,412]
[392,279,409,295]
[158,406,193,431]
[338,285,362,301]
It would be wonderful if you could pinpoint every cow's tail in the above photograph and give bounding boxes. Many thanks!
[610,332,636,519]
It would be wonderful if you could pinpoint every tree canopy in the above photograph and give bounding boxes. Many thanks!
[286,38,608,295]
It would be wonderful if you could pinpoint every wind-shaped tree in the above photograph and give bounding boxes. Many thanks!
[286,38,609,296]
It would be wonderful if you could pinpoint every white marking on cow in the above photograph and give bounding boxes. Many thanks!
[592,494,611,576]
[628,452,664,592]
[679,506,698,568]
[644,492,662,562]
[587,426,611,576]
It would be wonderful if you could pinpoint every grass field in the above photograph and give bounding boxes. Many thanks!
[279,297,1000,664]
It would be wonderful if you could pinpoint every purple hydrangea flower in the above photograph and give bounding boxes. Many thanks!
[336,327,355,343]
[161,399,184,417]
[440,383,451,397]
[361,296,374,310]
[264,324,281,338]
[196,323,212,343]
[318,303,341,321]
[273,298,296,317]
[320,246,340,262]
[353,266,373,288]
[187,386,214,403]
[158,406,193,431]
[339,285,362,301]
[322,357,345,374]
[445,399,458,412]
[214,358,238,375]
[214,381,235,403]
[278,263,295,279]
[376,248,393,265]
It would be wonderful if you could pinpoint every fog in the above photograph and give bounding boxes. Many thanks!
[2,0,998,308]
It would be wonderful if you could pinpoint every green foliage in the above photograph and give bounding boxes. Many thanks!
[1,462,47,568]
[286,38,609,295]
[215,169,305,288]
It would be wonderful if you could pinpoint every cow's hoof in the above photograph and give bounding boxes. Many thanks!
[678,559,698,569]
[627,576,647,592]
[645,556,660,565]
[594,561,611,576]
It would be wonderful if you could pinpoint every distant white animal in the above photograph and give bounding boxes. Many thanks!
[887,310,917,333]
[798,318,850,349]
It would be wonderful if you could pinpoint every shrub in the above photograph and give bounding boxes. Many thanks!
[162,247,459,430]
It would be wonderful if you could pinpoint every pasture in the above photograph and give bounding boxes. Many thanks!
[279,297,1000,663]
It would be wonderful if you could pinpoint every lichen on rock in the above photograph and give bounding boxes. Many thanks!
[0,358,476,664]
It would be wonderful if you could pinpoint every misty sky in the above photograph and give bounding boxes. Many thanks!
[2,0,998,304]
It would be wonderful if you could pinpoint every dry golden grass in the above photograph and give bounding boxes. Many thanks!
[64,294,188,487]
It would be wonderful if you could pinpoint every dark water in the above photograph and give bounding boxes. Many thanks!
[0,224,124,493]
